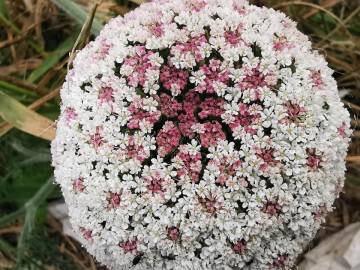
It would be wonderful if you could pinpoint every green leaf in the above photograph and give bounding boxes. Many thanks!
[0,165,52,204]
[0,134,56,205]
[0,177,55,228]
[24,178,55,213]
[0,92,56,140]
[0,80,37,97]
[27,33,78,83]
[50,0,103,35]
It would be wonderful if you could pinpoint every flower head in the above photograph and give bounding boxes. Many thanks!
[52,0,351,269]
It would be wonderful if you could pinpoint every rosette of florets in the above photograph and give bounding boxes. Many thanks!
[51,0,351,269]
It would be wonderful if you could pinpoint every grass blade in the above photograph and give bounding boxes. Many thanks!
[25,177,55,209]
[0,238,15,260]
[0,92,56,141]
[0,74,46,95]
[0,80,37,96]
[68,2,100,69]
[0,208,26,228]
[27,34,77,83]
[0,177,55,228]
[0,0,9,18]
[0,1,44,55]
[50,0,103,35]
[0,177,56,268]
[16,206,36,266]
[0,87,60,137]
[302,0,341,19]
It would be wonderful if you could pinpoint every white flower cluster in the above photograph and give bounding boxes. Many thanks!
[51,0,351,269]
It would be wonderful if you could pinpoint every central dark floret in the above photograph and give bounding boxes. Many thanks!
[110,45,273,184]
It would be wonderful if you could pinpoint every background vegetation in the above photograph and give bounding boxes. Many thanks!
[0,0,359,269]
